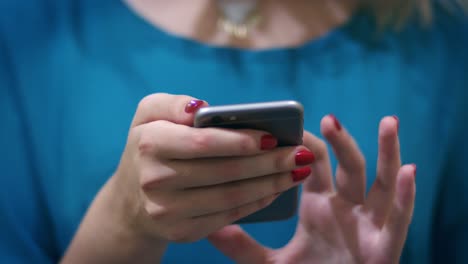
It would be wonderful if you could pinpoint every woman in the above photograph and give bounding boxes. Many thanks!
[1,0,466,263]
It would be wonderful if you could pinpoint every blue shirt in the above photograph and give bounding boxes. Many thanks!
[1,0,467,263]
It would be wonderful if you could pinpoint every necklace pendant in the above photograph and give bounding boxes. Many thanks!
[217,14,260,39]
[217,0,260,39]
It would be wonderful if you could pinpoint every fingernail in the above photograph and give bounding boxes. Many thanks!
[292,167,312,182]
[392,115,400,133]
[329,114,342,131]
[184,99,204,113]
[411,163,417,179]
[295,150,316,166]
[260,135,277,150]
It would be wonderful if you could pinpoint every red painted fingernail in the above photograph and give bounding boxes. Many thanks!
[295,150,316,166]
[260,135,277,150]
[392,115,400,133]
[184,99,204,113]
[292,167,312,182]
[411,164,417,178]
[329,114,342,131]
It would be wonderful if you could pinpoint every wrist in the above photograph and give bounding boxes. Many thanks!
[62,175,168,263]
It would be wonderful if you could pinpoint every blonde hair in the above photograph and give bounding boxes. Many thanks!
[364,0,468,28]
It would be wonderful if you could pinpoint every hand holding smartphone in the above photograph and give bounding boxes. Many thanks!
[194,100,304,223]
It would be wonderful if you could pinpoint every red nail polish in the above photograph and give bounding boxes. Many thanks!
[329,114,342,131]
[185,100,204,113]
[392,115,400,133]
[411,164,417,178]
[295,150,316,166]
[260,135,277,150]
[292,167,312,182]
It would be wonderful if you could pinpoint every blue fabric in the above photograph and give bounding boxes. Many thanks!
[1,0,467,263]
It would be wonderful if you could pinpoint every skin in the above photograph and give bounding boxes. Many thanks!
[62,1,416,263]
[124,0,359,49]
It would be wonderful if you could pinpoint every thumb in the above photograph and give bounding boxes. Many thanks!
[208,225,270,264]
[131,93,207,127]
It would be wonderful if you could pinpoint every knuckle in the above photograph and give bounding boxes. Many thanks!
[236,136,257,154]
[373,175,391,194]
[221,184,245,208]
[137,128,156,155]
[137,121,167,156]
[228,206,243,220]
[273,151,289,172]
[137,139,153,156]
[189,131,212,154]
[217,160,243,180]
[144,201,170,221]
[174,163,192,180]
[270,174,285,194]
[139,168,167,191]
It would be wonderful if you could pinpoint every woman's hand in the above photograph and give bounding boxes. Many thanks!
[62,94,316,263]
[115,94,316,243]
[208,115,416,264]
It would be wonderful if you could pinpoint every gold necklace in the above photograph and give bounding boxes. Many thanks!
[216,0,261,39]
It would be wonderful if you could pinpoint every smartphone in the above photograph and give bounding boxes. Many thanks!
[194,100,304,223]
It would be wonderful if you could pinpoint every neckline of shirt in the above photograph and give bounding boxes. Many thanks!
[86,0,375,63]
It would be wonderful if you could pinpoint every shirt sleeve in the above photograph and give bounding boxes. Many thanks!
[0,26,57,263]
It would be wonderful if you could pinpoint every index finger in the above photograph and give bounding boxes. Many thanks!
[131,93,207,127]
[321,114,366,204]
[138,121,278,159]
